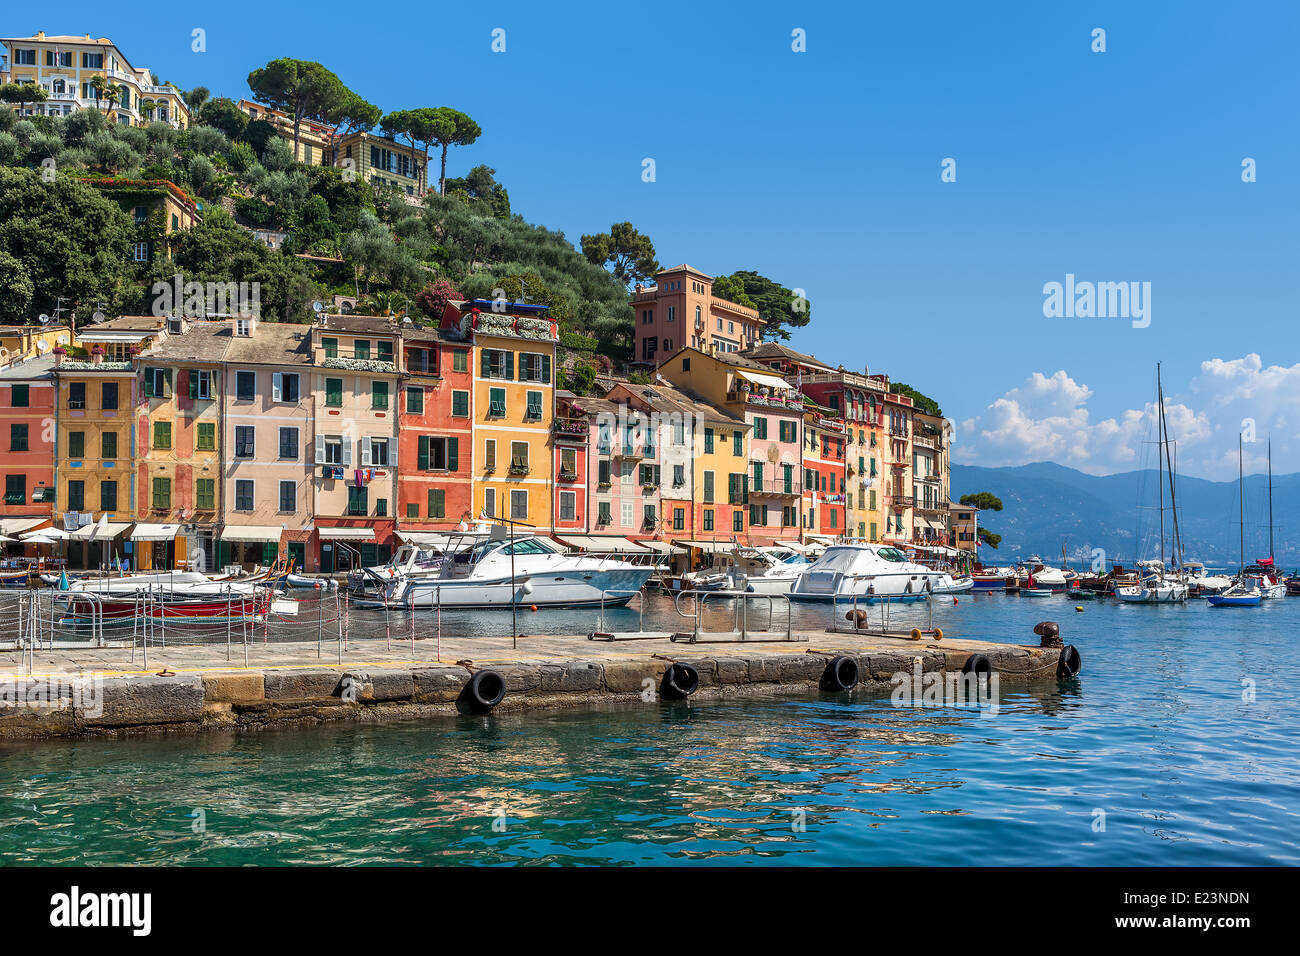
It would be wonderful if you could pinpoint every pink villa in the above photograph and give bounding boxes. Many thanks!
[632,265,764,367]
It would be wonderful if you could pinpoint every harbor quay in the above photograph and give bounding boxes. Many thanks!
[0,625,1076,739]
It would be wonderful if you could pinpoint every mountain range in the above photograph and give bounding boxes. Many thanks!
[951,461,1299,570]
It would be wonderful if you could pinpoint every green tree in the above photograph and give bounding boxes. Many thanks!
[0,249,35,320]
[443,164,510,219]
[385,107,482,196]
[711,270,809,341]
[0,82,49,115]
[183,86,210,112]
[198,97,249,140]
[959,492,1004,511]
[710,273,756,308]
[580,222,660,286]
[977,528,1002,549]
[0,168,135,317]
[889,382,942,417]
[246,58,349,159]
[326,91,381,163]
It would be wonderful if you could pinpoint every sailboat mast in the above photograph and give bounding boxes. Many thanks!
[1268,439,1275,562]
[1156,363,1182,569]
[1239,434,1245,576]
[1156,364,1166,567]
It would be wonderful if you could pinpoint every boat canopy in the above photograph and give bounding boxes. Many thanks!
[554,534,647,552]
[672,539,736,554]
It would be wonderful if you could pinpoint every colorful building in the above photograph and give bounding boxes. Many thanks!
[632,265,764,366]
[456,301,557,531]
[1,32,190,127]
[134,319,228,570]
[882,391,915,547]
[0,356,56,552]
[949,499,979,553]
[0,325,72,364]
[803,409,847,541]
[911,410,950,547]
[552,392,600,536]
[310,315,401,571]
[78,178,201,265]
[396,327,473,541]
[220,318,315,570]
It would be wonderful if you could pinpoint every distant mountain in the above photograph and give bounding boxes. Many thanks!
[951,462,1299,569]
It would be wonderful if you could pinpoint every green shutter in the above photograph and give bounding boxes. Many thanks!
[481,350,491,377]
[447,437,458,472]
[542,355,551,384]
[429,488,445,518]
[505,351,514,380]
[417,436,429,471]
[188,370,197,399]
[143,372,153,397]
[326,378,342,406]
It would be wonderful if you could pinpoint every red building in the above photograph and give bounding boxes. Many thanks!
[802,410,847,540]
[551,392,592,534]
[0,357,56,549]
[396,328,474,538]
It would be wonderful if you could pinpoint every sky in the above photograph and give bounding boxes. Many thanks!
[16,1,1299,480]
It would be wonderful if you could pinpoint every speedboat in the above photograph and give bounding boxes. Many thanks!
[1114,560,1189,603]
[373,533,654,608]
[1243,562,1287,599]
[1181,562,1232,595]
[736,546,810,594]
[789,543,963,602]
[1026,565,1069,591]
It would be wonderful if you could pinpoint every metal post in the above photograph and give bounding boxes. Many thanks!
[335,586,343,665]
[317,591,324,659]
[408,593,415,659]
[226,586,232,662]
[435,586,441,662]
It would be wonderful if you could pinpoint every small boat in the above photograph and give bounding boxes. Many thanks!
[1022,588,1053,597]
[1065,587,1099,600]
[1209,435,1261,609]
[1207,583,1262,607]
[286,572,334,590]
[0,568,32,588]
[62,591,271,622]
[735,546,810,595]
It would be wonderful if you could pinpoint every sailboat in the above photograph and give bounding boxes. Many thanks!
[1116,363,1189,603]
[1208,435,1262,607]
[1243,440,1287,598]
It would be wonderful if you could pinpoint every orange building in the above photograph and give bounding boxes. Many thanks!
[631,265,764,367]
[0,356,56,550]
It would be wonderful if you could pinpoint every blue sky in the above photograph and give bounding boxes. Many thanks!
[20,1,1299,479]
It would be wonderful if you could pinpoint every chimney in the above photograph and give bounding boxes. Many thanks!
[53,347,65,366]
[91,346,104,366]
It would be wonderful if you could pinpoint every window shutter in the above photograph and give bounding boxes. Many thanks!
[342,439,353,466]
[315,434,325,464]
[272,372,282,402]
[143,372,153,398]
[163,369,173,397]
[542,355,551,384]
[505,351,514,380]
[447,438,458,472]
[186,370,196,399]
[361,436,372,466]
[481,350,491,377]
[417,436,429,471]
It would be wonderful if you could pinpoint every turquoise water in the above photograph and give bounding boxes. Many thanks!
[1,593,1298,865]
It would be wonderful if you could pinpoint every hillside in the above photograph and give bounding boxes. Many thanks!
[952,461,1300,569]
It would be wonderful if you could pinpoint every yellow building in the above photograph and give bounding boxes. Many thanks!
[0,32,189,127]
[463,301,557,529]
[0,325,71,363]
[237,99,333,166]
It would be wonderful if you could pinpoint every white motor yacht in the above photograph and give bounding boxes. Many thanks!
[789,543,963,602]
[734,546,810,594]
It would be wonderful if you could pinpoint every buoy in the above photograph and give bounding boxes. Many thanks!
[660,662,700,700]
[820,655,859,691]
[1057,644,1083,679]
[952,596,959,605]
[461,670,506,714]
[1075,605,1084,612]
[530,604,538,612]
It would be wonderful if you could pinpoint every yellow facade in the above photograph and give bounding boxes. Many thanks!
[470,318,557,530]
[1,32,190,128]
[0,326,69,364]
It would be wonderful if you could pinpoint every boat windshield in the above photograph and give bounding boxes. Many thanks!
[876,547,907,563]
[498,537,559,557]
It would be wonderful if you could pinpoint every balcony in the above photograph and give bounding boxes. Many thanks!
[508,460,530,476]
[558,469,578,482]
[890,495,914,509]
[912,434,936,450]
[615,445,644,461]
[552,419,588,440]
[728,388,803,411]
[915,501,948,515]
[748,477,802,498]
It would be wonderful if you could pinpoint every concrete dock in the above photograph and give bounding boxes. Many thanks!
[0,627,1077,739]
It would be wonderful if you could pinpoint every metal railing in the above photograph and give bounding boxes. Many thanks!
[671,589,795,643]
[824,572,936,635]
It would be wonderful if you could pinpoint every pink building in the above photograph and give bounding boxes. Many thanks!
[631,265,764,367]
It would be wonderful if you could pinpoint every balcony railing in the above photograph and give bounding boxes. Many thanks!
[890,495,914,508]
[552,419,588,438]
[748,478,802,498]
[616,445,644,460]
[509,460,530,476]
[915,501,948,514]
[558,469,578,482]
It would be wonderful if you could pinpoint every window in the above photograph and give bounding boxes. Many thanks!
[754,417,768,440]
[453,349,468,373]
[480,349,512,379]
[525,390,543,421]
[733,431,743,456]
[639,464,661,487]
[377,341,393,363]
[510,489,528,520]
[234,426,255,458]
[195,479,215,510]
[11,385,29,408]
[187,369,212,400]
[703,509,714,531]
[273,372,299,403]
[279,481,296,513]
[65,480,83,511]
[321,337,338,359]
[704,428,714,454]
[559,448,577,478]
[153,421,172,450]
[9,424,27,452]
[347,486,368,516]
[621,501,634,528]
[597,460,611,486]
[279,427,299,460]
[152,477,171,510]
[750,504,769,527]
[519,352,551,383]
[510,441,529,473]
[354,341,371,361]
[132,242,149,262]
[417,436,459,471]
[14,49,36,66]
[673,507,685,530]
[195,422,215,451]
[367,438,390,467]
[783,505,797,527]
[236,371,256,401]
[235,480,255,511]
[597,501,612,526]
[68,382,85,409]
[407,503,419,518]
[406,387,424,414]
[325,378,343,407]
[98,431,117,460]
[487,387,506,418]
[644,504,657,527]
[672,464,685,488]
[559,491,576,522]
[484,488,496,518]
[101,382,118,410]
[99,480,118,512]
[4,474,25,505]
[484,439,497,471]
[371,381,389,409]
[451,390,470,417]
[733,511,744,532]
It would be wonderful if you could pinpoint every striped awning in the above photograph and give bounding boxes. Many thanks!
[70,522,131,540]
[672,539,736,554]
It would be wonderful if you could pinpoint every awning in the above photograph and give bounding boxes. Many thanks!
[636,540,683,554]
[0,518,49,536]
[806,534,839,546]
[70,522,131,540]
[130,523,182,541]
[775,539,812,553]
[220,525,283,543]
[554,534,647,552]
[914,516,946,532]
[317,527,376,541]
[672,539,736,554]
[735,370,793,392]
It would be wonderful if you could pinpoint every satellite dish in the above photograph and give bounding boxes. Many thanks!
[38,314,50,324]
[92,311,105,323]
[36,341,49,353]
[56,334,70,346]
[312,300,324,313]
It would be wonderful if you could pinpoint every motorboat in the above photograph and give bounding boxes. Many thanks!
[788,543,964,602]
[370,533,655,608]
[1025,566,1069,591]
[735,547,810,594]
[1243,563,1287,599]
[932,574,974,594]
[1181,562,1232,595]
[971,567,1012,590]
